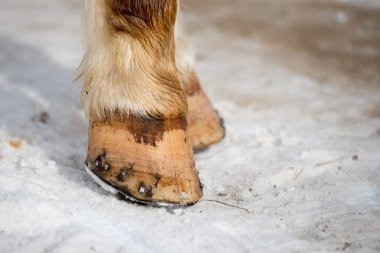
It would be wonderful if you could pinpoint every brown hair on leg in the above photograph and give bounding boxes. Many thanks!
[80,0,186,120]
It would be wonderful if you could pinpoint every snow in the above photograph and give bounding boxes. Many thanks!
[1,0,380,252]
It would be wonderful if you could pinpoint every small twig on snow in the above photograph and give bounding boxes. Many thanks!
[202,199,250,214]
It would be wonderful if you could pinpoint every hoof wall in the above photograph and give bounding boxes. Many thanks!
[86,115,203,206]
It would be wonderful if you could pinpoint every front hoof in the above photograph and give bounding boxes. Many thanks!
[86,114,203,206]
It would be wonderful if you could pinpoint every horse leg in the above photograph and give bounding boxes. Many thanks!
[175,21,225,150]
[80,0,202,205]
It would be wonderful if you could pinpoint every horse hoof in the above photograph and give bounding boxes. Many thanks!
[86,114,203,206]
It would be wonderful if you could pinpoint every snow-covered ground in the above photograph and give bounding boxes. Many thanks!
[1,0,380,252]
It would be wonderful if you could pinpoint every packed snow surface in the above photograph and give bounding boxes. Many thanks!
[0,0,379,252]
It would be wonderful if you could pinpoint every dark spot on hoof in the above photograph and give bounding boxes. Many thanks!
[94,149,106,168]
[117,165,134,182]
[154,174,161,187]
[102,162,111,171]
[93,149,111,172]
[138,182,153,198]
[117,169,127,182]
[145,188,153,198]
[122,115,187,147]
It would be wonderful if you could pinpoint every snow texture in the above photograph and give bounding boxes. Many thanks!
[0,0,380,252]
